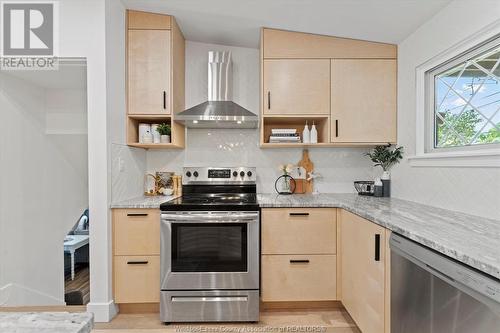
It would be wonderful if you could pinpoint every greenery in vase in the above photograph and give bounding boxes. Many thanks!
[156,123,171,136]
[366,144,404,172]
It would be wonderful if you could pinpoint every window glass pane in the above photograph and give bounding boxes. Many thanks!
[434,44,500,148]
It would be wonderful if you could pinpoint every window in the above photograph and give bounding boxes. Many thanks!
[427,37,500,151]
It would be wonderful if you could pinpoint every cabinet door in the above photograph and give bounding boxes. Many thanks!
[114,255,160,303]
[331,59,396,143]
[340,210,386,333]
[263,59,330,115]
[128,30,171,115]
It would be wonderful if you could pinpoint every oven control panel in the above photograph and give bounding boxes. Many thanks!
[183,167,256,184]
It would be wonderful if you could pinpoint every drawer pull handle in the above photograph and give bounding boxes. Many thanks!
[335,120,339,137]
[127,213,148,217]
[290,259,310,264]
[289,213,309,216]
[127,261,149,265]
[267,91,271,110]
[163,91,167,110]
[375,234,381,262]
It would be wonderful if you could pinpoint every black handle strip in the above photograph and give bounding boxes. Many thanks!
[375,234,381,262]
[290,259,310,264]
[127,213,148,217]
[163,91,166,109]
[267,91,271,110]
[335,120,339,137]
[127,261,148,265]
[289,213,310,216]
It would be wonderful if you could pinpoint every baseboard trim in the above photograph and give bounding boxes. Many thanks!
[87,300,118,322]
[261,300,342,311]
[117,303,159,314]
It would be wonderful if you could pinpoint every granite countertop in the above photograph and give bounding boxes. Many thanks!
[0,312,93,333]
[110,195,179,209]
[258,193,500,279]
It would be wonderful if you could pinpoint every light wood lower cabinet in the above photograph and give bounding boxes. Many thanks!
[261,208,337,303]
[261,254,337,301]
[262,208,336,254]
[113,209,160,304]
[339,210,390,333]
[114,256,160,303]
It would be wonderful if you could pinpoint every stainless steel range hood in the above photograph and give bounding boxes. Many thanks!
[176,51,258,129]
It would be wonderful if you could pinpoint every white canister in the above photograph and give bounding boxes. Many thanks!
[138,123,151,144]
[151,124,161,143]
[142,130,153,144]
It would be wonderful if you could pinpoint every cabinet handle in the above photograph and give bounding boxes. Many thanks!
[335,120,339,137]
[127,213,148,217]
[127,261,149,265]
[289,212,309,216]
[290,259,309,264]
[375,234,381,261]
[163,91,167,110]
[267,91,271,110]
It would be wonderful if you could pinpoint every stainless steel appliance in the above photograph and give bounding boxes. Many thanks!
[159,167,259,323]
[390,233,500,333]
[175,51,259,129]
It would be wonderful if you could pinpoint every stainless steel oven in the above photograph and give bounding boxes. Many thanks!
[159,167,260,323]
[160,211,259,291]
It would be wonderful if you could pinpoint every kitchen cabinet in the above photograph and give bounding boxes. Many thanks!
[126,10,185,149]
[259,27,397,148]
[261,255,337,301]
[263,59,330,115]
[112,209,160,304]
[261,208,337,302]
[331,59,397,143]
[128,29,171,115]
[339,210,390,333]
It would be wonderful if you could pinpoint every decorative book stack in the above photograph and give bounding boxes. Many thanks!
[269,129,301,143]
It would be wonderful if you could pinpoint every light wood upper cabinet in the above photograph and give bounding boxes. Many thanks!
[340,210,388,333]
[128,29,171,115]
[263,28,397,59]
[263,59,330,115]
[331,59,397,143]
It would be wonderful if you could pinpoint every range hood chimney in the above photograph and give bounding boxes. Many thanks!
[175,51,258,128]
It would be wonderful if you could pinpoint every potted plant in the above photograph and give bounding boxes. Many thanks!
[156,123,171,143]
[366,144,404,180]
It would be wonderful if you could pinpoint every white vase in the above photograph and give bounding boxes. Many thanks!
[160,135,171,143]
[381,170,391,180]
[142,130,153,144]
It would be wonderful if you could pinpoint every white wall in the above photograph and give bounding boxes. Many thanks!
[146,41,375,192]
[393,0,500,220]
[0,72,88,306]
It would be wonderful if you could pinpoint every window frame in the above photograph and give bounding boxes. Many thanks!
[411,22,500,168]
[425,36,500,153]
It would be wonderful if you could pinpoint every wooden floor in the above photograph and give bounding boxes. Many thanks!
[94,309,360,333]
[65,265,90,305]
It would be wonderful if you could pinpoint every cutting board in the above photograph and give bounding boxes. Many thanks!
[297,149,314,193]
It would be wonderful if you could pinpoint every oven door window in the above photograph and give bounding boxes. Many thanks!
[171,223,248,272]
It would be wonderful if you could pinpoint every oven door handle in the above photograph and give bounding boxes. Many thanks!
[161,213,259,223]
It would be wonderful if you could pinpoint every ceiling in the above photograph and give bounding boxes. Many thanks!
[122,0,452,48]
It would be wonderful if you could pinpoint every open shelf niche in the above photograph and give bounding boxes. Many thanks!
[260,115,331,148]
[126,115,185,149]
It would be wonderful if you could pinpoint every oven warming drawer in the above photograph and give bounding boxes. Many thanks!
[160,290,259,323]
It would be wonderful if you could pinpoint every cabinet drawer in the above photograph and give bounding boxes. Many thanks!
[113,209,160,255]
[262,208,336,254]
[114,255,160,303]
[261,254,337,301]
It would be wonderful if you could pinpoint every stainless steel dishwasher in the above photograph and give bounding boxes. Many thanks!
[390,233,500,333]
